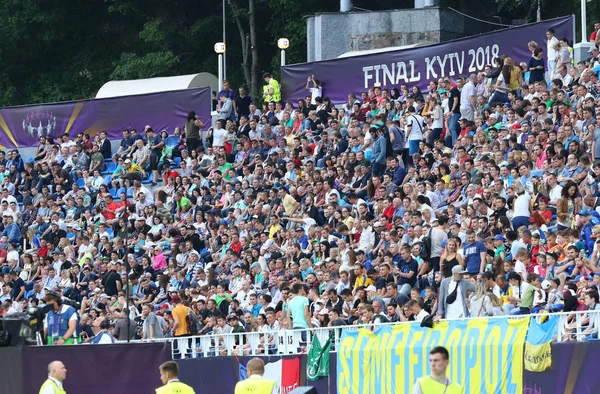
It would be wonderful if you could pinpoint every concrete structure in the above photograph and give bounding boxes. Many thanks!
[307,7,509,62]
[96,73,218,99]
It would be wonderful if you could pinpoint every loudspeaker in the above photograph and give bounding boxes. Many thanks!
[289,387,318,394]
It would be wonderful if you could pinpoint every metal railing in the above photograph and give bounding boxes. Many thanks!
[119,310,600,359]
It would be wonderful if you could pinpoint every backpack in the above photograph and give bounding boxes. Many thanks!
[186,308,200,334]
[420,232,432,260]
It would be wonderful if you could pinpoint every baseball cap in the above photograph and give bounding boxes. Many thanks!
[365,285,377,292]
[541,280,551,290]
[452,265,466,274]
[579,210,592,216]
[250,262,261,269]
[588,46,599,53]
[494,234,505,241]
[124,159,131,164]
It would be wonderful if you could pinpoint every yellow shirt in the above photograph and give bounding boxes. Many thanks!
[354,274,373,288]
[414,376,463,394]
[282,194,298,216]
[172,304,190,336]
[235,376,276,394]
[156,381,195,394]
[268,224,281,239]
[128,163,146,176]
[508,66,521,91]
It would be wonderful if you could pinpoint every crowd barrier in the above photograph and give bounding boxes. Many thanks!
[121,310,600,360]
[2,312,600,393]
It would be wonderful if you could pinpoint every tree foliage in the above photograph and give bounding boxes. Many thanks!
[0,0,596,107]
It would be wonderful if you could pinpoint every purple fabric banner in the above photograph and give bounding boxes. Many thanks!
[0,87,211,149]
[523,341,600,394]
[22,342,172,394]
[281,16,574,105]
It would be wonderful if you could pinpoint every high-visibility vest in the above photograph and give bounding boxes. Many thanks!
[415,376,463,394]
[234,377,276,394]
[39,379,67,394]
[155,381,195,394]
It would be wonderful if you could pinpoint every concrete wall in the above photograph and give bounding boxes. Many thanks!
[307,7,501,62]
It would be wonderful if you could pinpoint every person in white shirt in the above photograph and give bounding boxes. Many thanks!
[90,317,116,344]
[305,75,322,105]
[39,361,67,394]
[459,74,477,121]
[546,28,559,82]
[408,299,430,322]
[357,218,375,252]
[210,119,228,148]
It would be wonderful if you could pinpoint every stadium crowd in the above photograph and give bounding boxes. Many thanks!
[1,28,600,347]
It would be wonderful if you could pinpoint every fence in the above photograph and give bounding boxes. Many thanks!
[112,310,600,359]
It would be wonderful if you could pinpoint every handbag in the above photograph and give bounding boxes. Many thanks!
[446,281,459,305]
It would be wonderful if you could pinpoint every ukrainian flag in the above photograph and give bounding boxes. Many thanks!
[524,315,558,372]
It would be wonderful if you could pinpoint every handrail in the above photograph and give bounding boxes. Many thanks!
[110,310,600,359]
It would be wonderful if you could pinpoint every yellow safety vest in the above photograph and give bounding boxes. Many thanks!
[415,376,463,394]
[155,381,195,394]
[39,379,67,394]
[234,376,276,394]
[263,79,281,103]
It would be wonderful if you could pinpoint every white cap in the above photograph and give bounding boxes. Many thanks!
[541,280,551,290]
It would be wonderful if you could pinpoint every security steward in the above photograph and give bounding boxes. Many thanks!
[235,358,277,394]
[39,361,67,394]
[43,291,78,345]
[156,361,195,394]
[412,346,464,394]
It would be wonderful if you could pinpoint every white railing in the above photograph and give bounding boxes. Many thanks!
[136,310,598,359]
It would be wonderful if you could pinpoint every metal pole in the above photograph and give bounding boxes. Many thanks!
[218,54,223,93]
[222,0,227,80]
[536,0,541,22]
[280,49,286,67]
[581,0,587,41]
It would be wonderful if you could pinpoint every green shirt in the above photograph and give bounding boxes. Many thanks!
[220,162,233,180]
[521,283,536,308]
[287,295,310,329]
[177,196,191,210]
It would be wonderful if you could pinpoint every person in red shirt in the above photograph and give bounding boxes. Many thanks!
[103,195,122,224]
[37,239,50,257]
[531,196,552,227]
[163,168,178,183]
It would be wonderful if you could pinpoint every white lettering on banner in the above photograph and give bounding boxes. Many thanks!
[395,62,407,84]
[425,56,436,79]
[363,66,374,88]
[373,65,381,85]
[455,51,465,75]
[363,61,421,88]
[362,45,499,88]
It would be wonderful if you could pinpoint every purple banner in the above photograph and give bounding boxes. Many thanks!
[22,342,172,394]
[0,87,211,149]
[523,341,600,394]
[177,354,336,394]
[281,16,574,105]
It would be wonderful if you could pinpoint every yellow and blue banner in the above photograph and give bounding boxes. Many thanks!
[337,318,528,394]
[524,315,558,372]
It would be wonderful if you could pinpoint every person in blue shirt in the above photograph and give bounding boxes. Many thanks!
[579,210,596,257]
[397,246,418,295]
[1,213,20,246]
[370,127,387,177]
[463,229,487,276]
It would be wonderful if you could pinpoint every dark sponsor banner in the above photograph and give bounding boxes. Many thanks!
[177,354,336,394]
[22,342,172,394]
[0,87,211,148]
[281,16,573,105]
[523,341,600,394]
